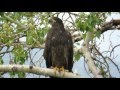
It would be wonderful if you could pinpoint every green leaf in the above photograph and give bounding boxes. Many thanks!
[6,37,14,45]
[18,72,25,78]
[12,45,28,64]
[75,19,80,29]
[19,57,25,64]
[14,56,19,64]
[0,12,4,16]
[14,13,20,20]
[9,72,16,78]
[100,66,106,76]
[95,63,98,67]
[95,31,101,38]
[74,53,81,61]
[26,35,34,44]
[82,33,86,39]
[0,57,3,65]
[81,23,86,31]
[14,55,26,64]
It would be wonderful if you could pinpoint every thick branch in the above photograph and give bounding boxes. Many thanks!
[0,65,81,78]
[81,32,103,78]
[99,19,120,33]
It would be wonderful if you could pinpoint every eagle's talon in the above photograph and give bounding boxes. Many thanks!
[59,66,64,72]
[51,66,60,75]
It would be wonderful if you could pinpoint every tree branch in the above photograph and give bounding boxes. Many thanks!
[93,45,111,77]
[81,32,103,78]
[98,19,120,33]
[0,65,81,78]
[110,44,120,57]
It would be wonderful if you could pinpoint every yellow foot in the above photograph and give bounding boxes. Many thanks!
[59,66,64,72]
[59,67,69,78]
[59,67,69,72]
[50,66,59,76]
[50,66,68,77]
[54,66,59,71]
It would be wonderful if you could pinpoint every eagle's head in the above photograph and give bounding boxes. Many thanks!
[49,17,63,25]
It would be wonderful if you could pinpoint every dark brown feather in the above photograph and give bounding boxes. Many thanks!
[43,17,73,73]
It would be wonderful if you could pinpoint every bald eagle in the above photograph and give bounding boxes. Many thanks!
[43,17,73,77]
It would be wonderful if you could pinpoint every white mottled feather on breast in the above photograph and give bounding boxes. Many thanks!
[52,37,55,40]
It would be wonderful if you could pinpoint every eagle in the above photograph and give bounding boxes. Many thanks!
[43,17,73,77]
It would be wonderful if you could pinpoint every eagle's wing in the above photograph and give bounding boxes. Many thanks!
[65,31,73,72]
[43,30,52,68]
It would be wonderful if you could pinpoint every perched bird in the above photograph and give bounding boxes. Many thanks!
[43,17,73,77]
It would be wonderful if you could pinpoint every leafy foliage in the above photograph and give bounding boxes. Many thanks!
[75,12,106,32]
[12,45,28,64]
[0,12,52,77]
